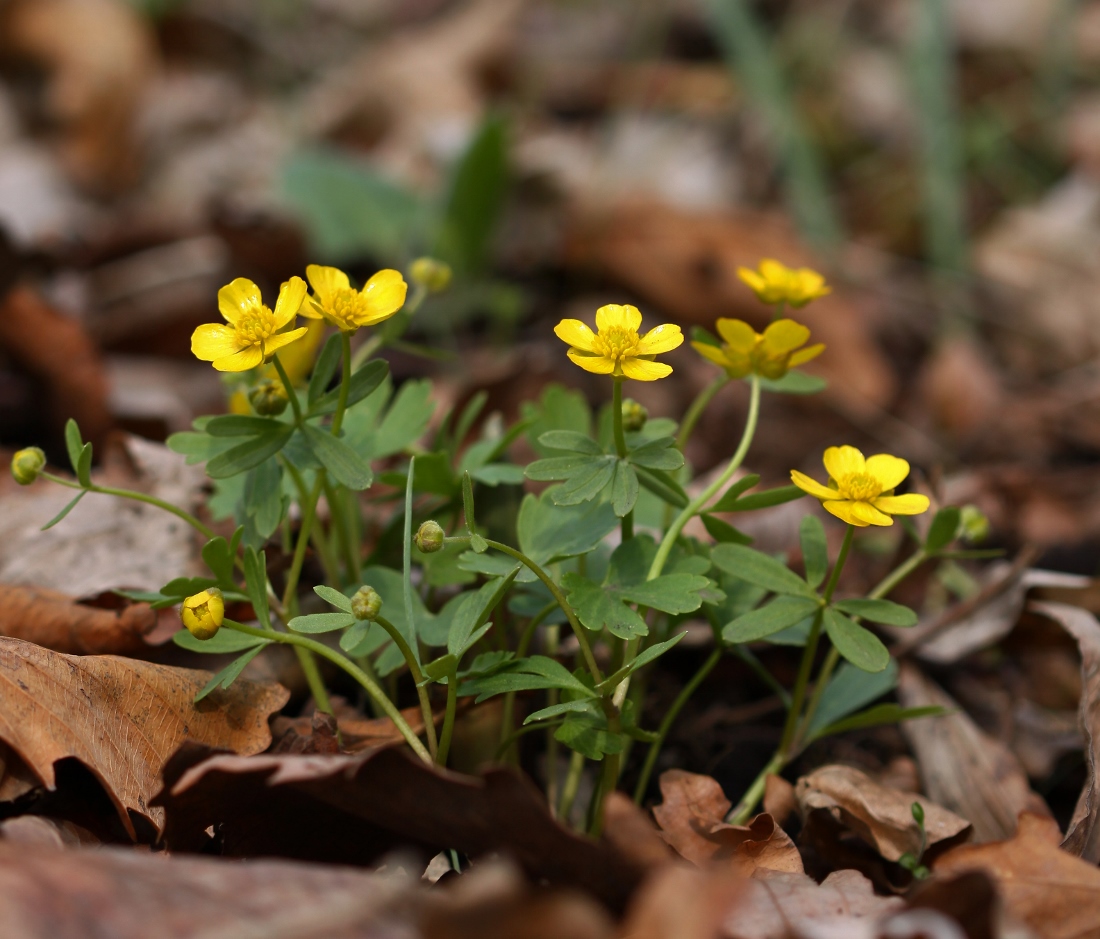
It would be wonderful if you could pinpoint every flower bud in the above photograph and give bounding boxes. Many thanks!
[957,505,990,545]
[409,257,452,293]
[181,588,224,640]
[249,379,289,416]
[10,447,46,486]
[621,398,648,433]
[351,585,383,621]
[415,520,445,553]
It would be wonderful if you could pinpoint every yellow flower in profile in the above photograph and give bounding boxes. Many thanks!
[692,318,824,380]
[554,304,683,381]
[302,265,407,332]
[791,446,930,527]
[192,277,308,372]
[181,588,224,640]
[738,259,830,308]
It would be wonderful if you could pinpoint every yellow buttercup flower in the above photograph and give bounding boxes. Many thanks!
[192,277,308,372]
[692,318,824,380]
[791,446,930,527]
[302,264,407,332]
[738,259,830,308]
[181,588,224,640]
[555,304,683,381]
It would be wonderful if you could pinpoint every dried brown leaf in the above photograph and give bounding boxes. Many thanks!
[0,638,286,836]
[0,585,155,655]
[652,770,803,875]
[898,664,1052,842]
[601,791,675,872]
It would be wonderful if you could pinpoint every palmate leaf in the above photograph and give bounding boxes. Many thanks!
[800,516,828,589]
[711,544,816,598]
[626,436,684,472]
[823,608,890,672]
[458,655,594,702]
[301,424,372,490]
[206,427,294,478]
[722,595,819,643]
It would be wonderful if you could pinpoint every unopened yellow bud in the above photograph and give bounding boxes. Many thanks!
[621,399,648,432]
[415,520,445,554]
[181,588,224,640]
[409,257,452,293]
[249,379,288,416]
[11,447,45,486]
[351,586,383,621]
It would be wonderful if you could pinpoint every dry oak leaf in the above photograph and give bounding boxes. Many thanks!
[0,637,287,837]
[795,764,972,862]
[652,769,803,875]
[0,584,155,655]
[934,812,1100,939]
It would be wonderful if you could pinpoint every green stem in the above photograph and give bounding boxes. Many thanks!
[558,749,585,822]
[499,602,556,757]
[728,752,784,825]
[331,332,352,436]
[271,354,303,425]
[590,709,621,836]
[633,647,721,803]
[324,479,360,585]
[292,645,333,717]
[480,539,602,684]
[650,375,761,582]
[375,614,438,759]
[612,378,634,541]
[436,669,460,766]
[677,375,729,452]
[222,619,431,763]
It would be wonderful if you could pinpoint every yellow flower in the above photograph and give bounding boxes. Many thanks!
[180,588,224,640]
[737,259,831,308]
[192,277,308,372]
[692,318,824,380]
[555,304,683,381]
[302,265,407,332]
[791,446,930,527]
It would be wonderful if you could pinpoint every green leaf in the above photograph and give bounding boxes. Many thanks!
[64,419,83,474]
[550,458,616,505]
[314,585,352,613]
[812,704,946,740]
[722,595,819,643]
[833,598,918,627]
[524,699,595,724]
[634,465,689,508]
[522,384,592,457]
[807,660,898,738]
[722,485,805,512]
[459,655,594,702]
[710,474,761,512]
[243,460,284,539]
[800,516,828,589]
[288,612,358,633]
[205,415,285,437]
[758,371,827,394]
[75,442,93,488]
[611,461,639,517]
[160,576,219,598]
[524,454,600,481]
[599,633,686,690]
[711,544,816,597]
[620,574,712,615]
[206,427,294,478]
[702,514,753,545]
[563,573,647,639]
[555,709,623,760]
[461,471,476,533]
[243,547,270,628]
[201,536,236,589]
[301,424,373,490]
[194,645,267,702]
[823,608,890,672]
[447,569,520,657]
[422,653,459,683]
[308,333,343,405]
[311,359,389,415]
[167,430,244,466]
[173,628,269,654]
[627,437,685,471]
[470,463,525,486]
[41,490,86,530]
[925,506,961,553]
[537,430,603,455]
[516,490,619,566]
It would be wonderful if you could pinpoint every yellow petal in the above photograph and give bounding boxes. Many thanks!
[218,278,262,326]
[873,493,930,516]
[865,454,910,491]
[274,317,327,383]
[595,304,642,334]
[298,297,324,319]
[567,350,615,374]
[555,319,600,353]
[789,343,825,367]
[761,319,810,355]
[759,259,791,283]
[361,269,408,322]
[848,501,893,526]
[635,323,683,355]
[273,276,308,328]
[737,268,767,295]
[823,500,868,527]
[620,357,673,381]
[715,318,758,354]
[790,469,840,501]
[823,445,865,481]
[192,324,242,361]
[306,264,350,306]
[213,344,264,372]
[264,327,309,356]
[692,341,733,368]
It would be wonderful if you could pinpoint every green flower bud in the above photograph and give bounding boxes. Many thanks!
[957,505,990,545]
[351,586,383,621]
[409,257,452,293]
[181,588,224,640]
[415,520,445,554]
[249,380,289,416]
[621,398,648,433]
[11,447,46,486]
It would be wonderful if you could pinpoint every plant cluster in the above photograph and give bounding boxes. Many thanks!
[13,255,992,834]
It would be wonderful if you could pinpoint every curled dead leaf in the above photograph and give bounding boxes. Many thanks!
[0,585,155,655]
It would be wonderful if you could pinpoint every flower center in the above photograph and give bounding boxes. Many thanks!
[597,326,639,362]
[235,305,278,345]
[330,287,369,329]
[841,472,882,502]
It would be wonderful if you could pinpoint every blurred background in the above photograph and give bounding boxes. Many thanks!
[1,0,1099,569]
